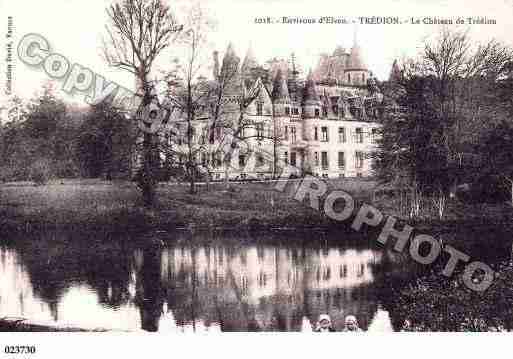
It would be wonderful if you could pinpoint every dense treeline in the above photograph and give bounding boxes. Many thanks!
[0,84,138,183]
[373,29,513,213]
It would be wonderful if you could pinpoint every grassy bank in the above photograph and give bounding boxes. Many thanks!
[0,178,376,234]
[373,193,513,231]
[2,178,512,236]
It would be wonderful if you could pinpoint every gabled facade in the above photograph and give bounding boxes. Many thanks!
[159,38,386,181]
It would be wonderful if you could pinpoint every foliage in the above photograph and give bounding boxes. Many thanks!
[29,158,53,185]
[374,29,513,214]
[75,102,136,179]
[0,84,137,183]
[387,262,513,331]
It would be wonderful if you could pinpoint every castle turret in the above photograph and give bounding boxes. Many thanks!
[287,53,300,103]
[302,70,321,110]
[301,70,322,143]
[388,59,402,83]
[344,27,370,86]
[241,43,259,87]
[272,69,291,116]
[220,42,242,96]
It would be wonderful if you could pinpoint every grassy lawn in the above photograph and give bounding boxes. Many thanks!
[0,178,377,232]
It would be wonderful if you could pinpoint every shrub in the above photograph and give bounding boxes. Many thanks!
[30,159,53,185]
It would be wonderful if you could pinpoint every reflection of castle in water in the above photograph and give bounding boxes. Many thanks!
[0,238,389,332]
[154,245,383,331]
[159,246,380,303]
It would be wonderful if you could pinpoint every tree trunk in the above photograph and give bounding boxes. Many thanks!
[141,132,157,207]
[205,171,210,192]
[224,163,229,190]
[189,165,195,194]
[510,182,513,207]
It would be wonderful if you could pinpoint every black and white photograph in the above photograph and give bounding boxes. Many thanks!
[1,0,513,357]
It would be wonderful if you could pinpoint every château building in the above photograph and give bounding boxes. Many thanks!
[161,36,386,180]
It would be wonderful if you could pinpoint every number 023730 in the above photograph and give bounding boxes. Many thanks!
[4,345,36,354]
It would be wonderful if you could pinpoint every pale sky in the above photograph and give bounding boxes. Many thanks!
[1,0,513,108]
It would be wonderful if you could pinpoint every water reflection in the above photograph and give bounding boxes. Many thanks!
[0,231,397,332]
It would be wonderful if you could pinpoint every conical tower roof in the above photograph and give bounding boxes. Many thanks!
[220,42,242,95]
[271,69,290,103]
[388,59,402,83]
[220,42,240,77]
[241,43,259,75]
[347,44,367,70]
[302,69,320,105]
[333,45,347,57]
[346,26,368,71]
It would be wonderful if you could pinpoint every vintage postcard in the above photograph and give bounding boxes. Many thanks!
[0,0,512,356]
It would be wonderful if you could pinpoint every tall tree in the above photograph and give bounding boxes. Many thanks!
[103,0,182,206]
[422,28,513,194]
[163,2,215,194]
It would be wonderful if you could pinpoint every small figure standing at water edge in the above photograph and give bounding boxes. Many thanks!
[343,315,363,332]
[314,314,336,332]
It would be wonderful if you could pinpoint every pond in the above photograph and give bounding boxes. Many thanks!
[0,228,509,332]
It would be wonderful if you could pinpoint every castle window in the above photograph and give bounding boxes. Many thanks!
[256,123,264,139]
[355,151,364,168]
[362,73,365,83]
[200,128,206,144]
[338,152,345,168]
[212,152,221,168]
[347,73,351,83]
[371,128,379,144]
[290,152,297,167]
[332,105,339,116]
[321,126,329,142]
[284,151,289,165]
[189,126,196,142]
[215,126,222,141]
[291,126,297,143]
[284,126,289,140]
[285,107,290,115]
[314,127,318,141]
[315,108,320,117]
[239,154,246,168]
[321,151,329,170]
[314,152,319,166]
[176,124,183,145]
[257,154,265,167]
[293,108,299,115]
[256,102,263,116]
[355,128,363,143]
[338,127,346,143]
[322,107,328,117]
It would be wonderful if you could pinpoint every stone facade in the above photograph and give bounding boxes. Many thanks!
[161,39,384,181]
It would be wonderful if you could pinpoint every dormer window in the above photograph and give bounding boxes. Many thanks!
[256,103,263,116]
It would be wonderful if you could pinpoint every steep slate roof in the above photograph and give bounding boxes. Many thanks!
[271,69,290,103]
[302,70,321,105]
[346,44,368,71]
[241,44,259,75]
